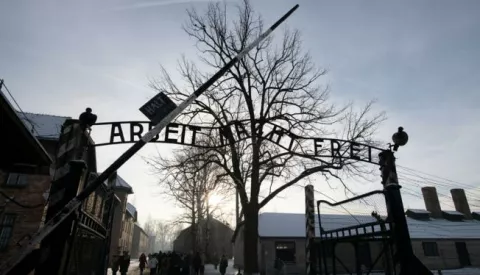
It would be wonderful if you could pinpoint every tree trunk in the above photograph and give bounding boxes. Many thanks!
[191,194,197,253]
[243,203,259,275]
[197,188,203,252]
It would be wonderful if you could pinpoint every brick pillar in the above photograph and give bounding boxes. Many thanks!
[450,188,472,219]
[421,187,442,219]
[35,119,90,275]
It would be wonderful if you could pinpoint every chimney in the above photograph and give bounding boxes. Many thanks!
[450,188,472,219]
[421,187,442,219]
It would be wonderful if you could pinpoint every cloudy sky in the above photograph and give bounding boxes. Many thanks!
[1,0,480,226]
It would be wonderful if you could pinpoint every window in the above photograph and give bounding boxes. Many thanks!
[0,214,16,250]
[275,241,296,263]
[422,242,439,256]
[5,173,28,187]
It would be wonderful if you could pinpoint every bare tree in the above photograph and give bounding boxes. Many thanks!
[150,220,182,252]
[148,145,233,253]
[150,1,385,273]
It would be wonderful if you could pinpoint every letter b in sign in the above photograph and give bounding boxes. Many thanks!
[139,92,177,124]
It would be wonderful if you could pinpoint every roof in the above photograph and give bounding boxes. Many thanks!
[257,212,480,240]
[115,175,134,194]
[0,90,52,166]
[126,202,137,219]
[134,222,148,236]
[19,112,70,140]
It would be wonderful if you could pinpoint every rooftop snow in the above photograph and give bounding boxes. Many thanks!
[406,209,430,214]
[443,210,464,216]
[258,212,480,240]
[115,175,133,193]
[126,203,137,219]
[18,112,70,140]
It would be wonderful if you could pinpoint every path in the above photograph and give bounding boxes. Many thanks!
[204,260,238,275]
[106,259,140,275]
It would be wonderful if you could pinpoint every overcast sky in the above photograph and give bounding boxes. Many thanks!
[1,0,480,227]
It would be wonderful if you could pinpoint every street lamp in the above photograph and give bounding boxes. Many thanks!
[391,126,408,151]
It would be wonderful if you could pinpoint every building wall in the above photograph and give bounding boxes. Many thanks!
[232,228,263,271]
[109,190,128,263]
[174,219,234,261]
[0,170,50,266]
[412,239,480,270]
[247,236,480,274]
[122,213,135,254]
[132,224,150,258]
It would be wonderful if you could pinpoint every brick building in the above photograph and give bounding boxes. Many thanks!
[173,217,234,261]
[0,90,53,268]
[3,107,136,272]
[131,223,150,258]
[233,187,480,274]
[108,177,135,262]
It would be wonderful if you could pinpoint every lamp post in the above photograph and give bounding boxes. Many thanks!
[380,127,432,275]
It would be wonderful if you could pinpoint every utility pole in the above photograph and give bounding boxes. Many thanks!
[379,127,432,275]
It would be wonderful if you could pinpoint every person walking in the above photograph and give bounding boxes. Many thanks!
[219,255,228,275]
[119,251,131,275]
[199,253,205,275]
[149,254,159,275]
[192,252,202,275]
[139,253,147,275]
[181,255,190,275]
[111,255,120,275]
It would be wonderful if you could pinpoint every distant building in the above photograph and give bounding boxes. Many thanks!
[131,223,150,258]
[173,217,234,261]
[0,91,52,271]
[1,102,120,274]
[148,235,156,253]
[122,202,137,253]
[110,183,135,259]
[233,187,480,274]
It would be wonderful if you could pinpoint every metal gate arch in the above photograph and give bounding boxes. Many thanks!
[306,129,433,275]
[316,190,395,275]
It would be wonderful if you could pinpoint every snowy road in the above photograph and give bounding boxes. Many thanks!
[106,259,140,275]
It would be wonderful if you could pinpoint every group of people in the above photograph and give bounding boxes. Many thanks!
[135,251,229,275]
[111,251,131,275]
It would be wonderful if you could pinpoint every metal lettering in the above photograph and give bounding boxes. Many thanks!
[109,123,125,144]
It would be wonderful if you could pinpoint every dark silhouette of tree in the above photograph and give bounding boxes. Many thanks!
[147,145,233,254]
[150,1,385,273]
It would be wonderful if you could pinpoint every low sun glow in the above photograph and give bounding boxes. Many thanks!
[208,193,223,206]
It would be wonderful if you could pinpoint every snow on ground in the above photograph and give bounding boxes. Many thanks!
[336,268,480,275]
[106,259,139,275]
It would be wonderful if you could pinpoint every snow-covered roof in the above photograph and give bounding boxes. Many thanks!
[19,112,70,140]
[258,212,480,240]
[115,175,133,194]
[407,209,430,214]
[126,202,137,219]
[443,210,464,216]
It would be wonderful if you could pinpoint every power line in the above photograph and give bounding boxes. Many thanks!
[0,79,42,138]
[397,165,478,190]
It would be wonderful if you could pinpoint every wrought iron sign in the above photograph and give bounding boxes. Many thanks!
[92,121,383,165]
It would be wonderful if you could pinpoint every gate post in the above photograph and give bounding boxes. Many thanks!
[35,119,91,275]
[380,149,414,274]
[305,185,317,275]
[101,172,119,275]
[380,142,431,275]
[35,160,87,274]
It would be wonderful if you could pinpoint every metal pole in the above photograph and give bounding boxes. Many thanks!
[305,185,317,275]
[101,173,118,275]
[379,149,432,275]
[1,6,299,273]
[61,213,79,275]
